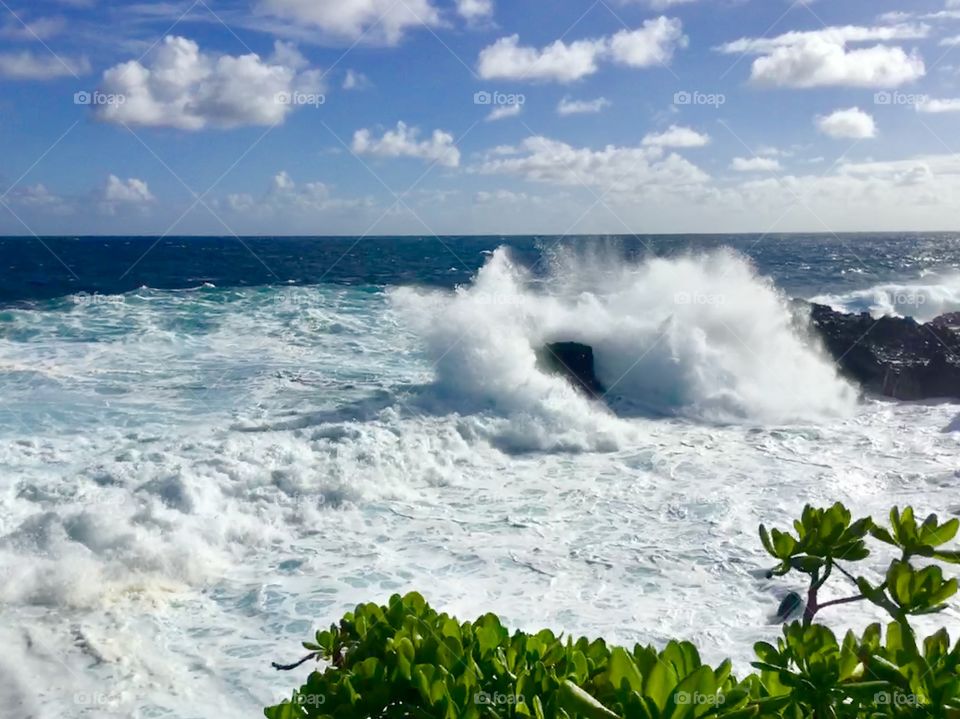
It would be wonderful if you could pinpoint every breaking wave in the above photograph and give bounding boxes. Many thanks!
[392,246,857,445]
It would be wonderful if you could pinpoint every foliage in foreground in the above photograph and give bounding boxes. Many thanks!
[266,504,960,718]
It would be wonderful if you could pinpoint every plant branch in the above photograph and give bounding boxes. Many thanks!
[832,562,859,585]
[817,595,867,611]
[272,652,320,671]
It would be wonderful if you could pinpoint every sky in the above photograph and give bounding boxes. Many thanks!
[1,0,960,235]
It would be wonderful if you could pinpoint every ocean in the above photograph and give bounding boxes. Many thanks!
[1,234,959,718]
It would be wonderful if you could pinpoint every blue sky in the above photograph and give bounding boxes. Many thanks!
[2,0,960,235]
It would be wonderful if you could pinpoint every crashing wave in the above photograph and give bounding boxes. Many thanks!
[391,246,857,443]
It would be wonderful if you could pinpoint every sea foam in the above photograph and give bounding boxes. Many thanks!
[810,273,960,322]
[392,245,857,448]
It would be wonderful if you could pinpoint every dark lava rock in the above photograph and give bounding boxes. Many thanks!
[536,342,605,397]
[807,303,960,400]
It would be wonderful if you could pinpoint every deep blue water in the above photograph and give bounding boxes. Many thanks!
[2,233,960,305]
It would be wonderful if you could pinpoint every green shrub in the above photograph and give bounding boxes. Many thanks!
[266,504,960,718]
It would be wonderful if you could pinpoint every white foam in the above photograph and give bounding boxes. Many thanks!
[810,273,960,322]
[0,275,955,719]
[392,246,856,445]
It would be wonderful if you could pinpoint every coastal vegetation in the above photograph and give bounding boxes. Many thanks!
[267,503,960,718]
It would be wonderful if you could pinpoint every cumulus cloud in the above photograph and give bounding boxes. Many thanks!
[99,175,154,215]
[352,121,461,167]
[477,136,709,194]
[0,50,89,79]
[815,107,877,139]
[917,97,960,113]
[477,35,607,82]
[94,37,322,130]
[717,24,928,88]
[608,19,688,67]
[477,17,685,82]
[255,0,440,44]
[456,0,494,23]
[731,157,782,172]
[642,125,710,148]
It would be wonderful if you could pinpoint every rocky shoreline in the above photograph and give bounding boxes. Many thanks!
[805,303,960,401]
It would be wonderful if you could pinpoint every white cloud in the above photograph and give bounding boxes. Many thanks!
[608,18,688,67]
[342,69,370,90]
[475,189,543,204]
[557,96,611,115]
[0,50,89,79]
[731,157,782,172]
[646,0,696,8]
[99,175,154,215]
[917,97,960,112]
[6,183,71,214]
[815,107,877,139]
[456,0,493,22]
[0,16,67,41]
[757,145,795,158]
[720,24,929,55]
[477,136,709,194]
[255,0,440,44]
[486,103,521,121]
[95,37,321,130]
[477,17,685,82]
[226,171,370,216]
[477,35,607,82]
[642,124,710,148]
[718,24,928,88]
[352,121,461,167]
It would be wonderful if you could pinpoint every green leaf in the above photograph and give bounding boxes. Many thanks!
[759,525,775,557]
[609,646,644,692]
[753,642,781,666]
[558,680,620,719]
[645,659,678,711]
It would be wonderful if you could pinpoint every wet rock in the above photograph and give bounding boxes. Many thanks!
[536,342,605,397]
